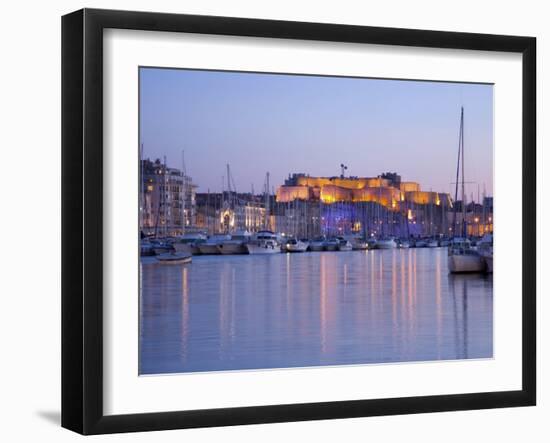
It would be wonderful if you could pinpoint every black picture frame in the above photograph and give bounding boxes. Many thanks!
[62,8,536,435]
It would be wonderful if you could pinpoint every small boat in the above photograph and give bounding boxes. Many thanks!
[447,238,485,273]
[198,234,231,255]
[246,231,281,254]
[285,238,309,252]
[375,238,397,249]
[309,236,326,251]
[336,237,353,251]
[155,252,192,265]
[218,230,252,255]
[324,238,339,251]
[477,233,493,273]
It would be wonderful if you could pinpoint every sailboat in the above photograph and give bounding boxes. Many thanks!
[448,107,485,273]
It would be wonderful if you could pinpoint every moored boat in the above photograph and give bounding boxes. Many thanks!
[198,234,231,255]
[375,237,397,249]
[173,232,207,255]
[336,237,353,251]
[245,231,281,254]
[397,239,410,249]
[447,238,485,273]
[155,252,192,265]
[285,238,309,252]
[367,238,378,250]
[309,236,326,251]
[324,238,339,251]
[217,230,252,255]
[350,238,369,250]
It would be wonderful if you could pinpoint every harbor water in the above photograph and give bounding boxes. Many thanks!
[139,248,493,375]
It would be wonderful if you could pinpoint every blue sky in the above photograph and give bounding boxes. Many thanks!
[139,67,493,199]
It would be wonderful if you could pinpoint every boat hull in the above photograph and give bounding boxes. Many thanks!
[198,244,222,255]
[155,253,192,265]
[376,240,397,249]
[324,244,338,251]
[309,243,325,251]
[448,254,485,273]
[286,243,308,252]
[351,242,368,250]
[218,242,247,255]
[246,243,281,254]
[173,243,195,255]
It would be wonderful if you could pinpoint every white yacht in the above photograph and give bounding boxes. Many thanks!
[375,238,397,249]
[198,234,231,255]
[285,238,309,252]
[447,238,485,273]
[217,230,252,255]
[245,231,281,254]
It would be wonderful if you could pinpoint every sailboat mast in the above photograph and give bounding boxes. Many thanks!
[452,107,463,237]
[461,107,466,237]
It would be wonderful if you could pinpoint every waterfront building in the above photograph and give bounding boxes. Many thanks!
[195,192,266,235]
[140,158,197,236]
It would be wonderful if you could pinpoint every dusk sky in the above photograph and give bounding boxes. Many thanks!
[139,67,493,199]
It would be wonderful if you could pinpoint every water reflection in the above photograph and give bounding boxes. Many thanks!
[140,249,493,375]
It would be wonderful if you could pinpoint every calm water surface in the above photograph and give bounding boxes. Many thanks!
[139,248,493,374]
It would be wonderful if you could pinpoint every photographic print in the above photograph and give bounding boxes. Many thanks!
[138,67,494,376]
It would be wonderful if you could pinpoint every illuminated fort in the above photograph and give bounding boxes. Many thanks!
[271,171,492,238]
[276,172,451,209]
